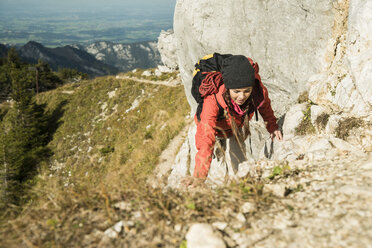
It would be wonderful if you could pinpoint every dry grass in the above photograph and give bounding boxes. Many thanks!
[0,74,277,247]
[297,91,309,104]
[0,174,273,247]
[335,117,363,140]
[295,104,316,135]
[0,74,193,246]
[315,113,330,130]
[295,92,317,135]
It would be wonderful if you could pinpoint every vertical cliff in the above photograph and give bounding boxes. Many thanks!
[159,0,372,187]
[309,0,372,116]
[173,0,338,115]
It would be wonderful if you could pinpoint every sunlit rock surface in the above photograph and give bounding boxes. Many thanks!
[161,0,372,189]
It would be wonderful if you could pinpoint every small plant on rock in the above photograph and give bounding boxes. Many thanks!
[297,91,309,104]
[180,240,187,248]
[268,162,291,180]
[295,104,316,135]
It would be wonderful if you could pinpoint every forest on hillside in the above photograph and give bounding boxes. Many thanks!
[0,49,88,208]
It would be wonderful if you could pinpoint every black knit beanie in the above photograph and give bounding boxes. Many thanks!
[221,55,255,89]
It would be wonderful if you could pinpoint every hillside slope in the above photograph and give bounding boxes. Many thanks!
[0,73,191,246]
[1,75,370,247]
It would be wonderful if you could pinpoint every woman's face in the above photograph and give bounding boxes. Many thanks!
[229,87,253,105]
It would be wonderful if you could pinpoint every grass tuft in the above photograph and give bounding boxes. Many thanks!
[297,91,309,104]
[335,117,362,140]
[315,113,330,130]
[295,104,316,135]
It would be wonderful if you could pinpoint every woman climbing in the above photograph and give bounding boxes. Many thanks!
[186,53,282,186]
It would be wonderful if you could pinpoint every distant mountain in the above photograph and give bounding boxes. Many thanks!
[18,41,118,76]
[0,40,162,77]
[72,41,162,72]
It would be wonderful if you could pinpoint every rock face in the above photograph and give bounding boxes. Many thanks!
[173,0,337,113]
[157,30,179,70]
[160,0,372,188]
[282,103,307,138]
[168,0,372,117]
[308,0,372,117]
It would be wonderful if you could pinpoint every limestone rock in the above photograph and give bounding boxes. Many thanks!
[103,220,124,239]
[113,201,131,211]
[340,185,372,197]
[311,105,328,127]
[307,72,329,105]
[326,75,359,113]
[141,70,152,77]
[157,29,178,70]
[157,65,173,73]
[174,0,336,112]
[308,0,372,117]
[325,115,342,134]
[232,213,247,229]
[212,222,228,231]
[241,202,256,214]
[167,125,196,189]
[265,183,286,197]
[154,69,162,77]
[237,159,261,179]
[361,157,372,170]
[247,121,272,160]
[261,134,364,163]
[307,138,334,161]
[346,0,372,115]
[174,224,182,232]
[282,103,307,138]
[166,0,372,189]
[186,223,226,248]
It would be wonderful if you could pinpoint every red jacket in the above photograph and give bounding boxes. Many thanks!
[194,80,278,178]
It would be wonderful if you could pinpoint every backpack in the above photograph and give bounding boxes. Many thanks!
[191,53,231,121]
[191,53,259,122]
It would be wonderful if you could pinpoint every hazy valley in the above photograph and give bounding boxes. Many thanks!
[0,0,174,47]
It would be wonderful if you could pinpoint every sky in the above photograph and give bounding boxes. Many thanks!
[0,0,176,16]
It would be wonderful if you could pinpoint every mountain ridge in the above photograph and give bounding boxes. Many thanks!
[0,40,162,77]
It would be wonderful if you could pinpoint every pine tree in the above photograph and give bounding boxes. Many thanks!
[36,59,63,92]
[0,49,49,207]
[7,47,21,68]
[0,48,19,102]
[57,67,88,83]
[0,122,12,205]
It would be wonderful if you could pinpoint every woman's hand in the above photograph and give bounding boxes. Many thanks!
[271,130,283,141]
